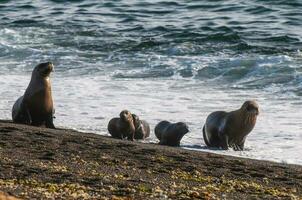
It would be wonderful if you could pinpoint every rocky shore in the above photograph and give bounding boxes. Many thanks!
[0,120,301,199]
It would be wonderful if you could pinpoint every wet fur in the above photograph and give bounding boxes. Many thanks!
[203,101,258,151]
[155,121,189,147]
[12,62,55,128]
[132,114,150,140]
[108,110,136,141]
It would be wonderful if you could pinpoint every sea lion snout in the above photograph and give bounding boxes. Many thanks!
[120,110,132,121]
[243,101,259,115]
[47,62,54,72]
[247,105,259,115]
[45,62,54,73]
[176,122,189,134]
[36,62,54,76]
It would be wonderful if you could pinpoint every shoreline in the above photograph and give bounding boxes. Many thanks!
[35,124,302,167]
[0,120,301,199]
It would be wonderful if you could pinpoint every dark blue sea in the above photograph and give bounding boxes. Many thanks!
[0,0,301,164]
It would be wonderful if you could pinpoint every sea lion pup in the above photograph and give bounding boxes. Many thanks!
[12,62,55,129]
[155,121,189,147]
[132,114,150,140]
[107,110,136,141]
[203,100,259,151]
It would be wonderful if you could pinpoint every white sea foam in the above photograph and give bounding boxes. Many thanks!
[1,74,301,165]
[0,3,301,166]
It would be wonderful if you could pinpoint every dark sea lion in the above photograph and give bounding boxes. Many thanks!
[132,114,150,140]
[155,121,189,146]
[12,62,55,129]
[203,100,259,151]
[107,110,136,141]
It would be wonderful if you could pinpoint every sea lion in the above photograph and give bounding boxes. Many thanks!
[202,100,259,151]
[132,114,150,140]
[155,121,189,146]
[107,110,136,141]
[12,62,55,129]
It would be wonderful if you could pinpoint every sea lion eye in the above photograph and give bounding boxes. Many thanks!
[246,105,253,111]
[246,104,258,113]
[40,63,46,67]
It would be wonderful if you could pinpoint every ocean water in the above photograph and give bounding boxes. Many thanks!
[0,0,301,165]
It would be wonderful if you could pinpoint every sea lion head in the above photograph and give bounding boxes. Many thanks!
[34,62,54,77]
[241,100,259,115]
[131,114,141,129]
[120,110,133,122]
[120,110,135,140]
[240,100,259,125]
[175,122,189,136]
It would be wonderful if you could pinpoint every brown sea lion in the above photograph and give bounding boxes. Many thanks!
[155,121,189,147]
[107,110,136,141]
[202,100,259,151]
[132,114,150,140]
[12,62,55,129]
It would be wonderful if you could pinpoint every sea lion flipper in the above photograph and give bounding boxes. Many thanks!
[12,96,30,124]
[127,134,134,141]
[202,125,211,147]
[128,129,135,141]
[52,108,56,119]
[45,114,55,129]
[220,134,229,150]
[159,140,166,145]
[24,104,32,124]
[237,142,244,151]
[232,144,243,151]
[19,103,32,124]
